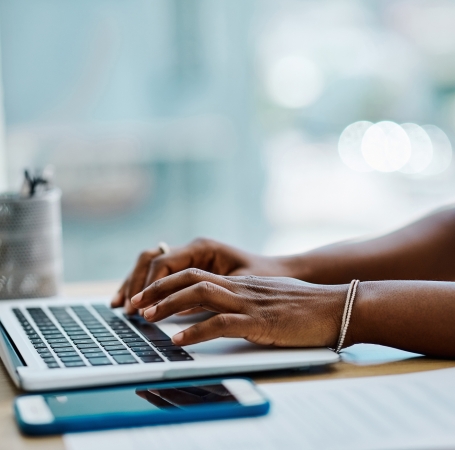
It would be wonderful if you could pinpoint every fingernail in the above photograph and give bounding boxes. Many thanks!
[172,332,183,344]
[144,305,157,320]
[131,292,143,306]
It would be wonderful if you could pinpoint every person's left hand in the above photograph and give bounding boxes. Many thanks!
[130,269,348,348]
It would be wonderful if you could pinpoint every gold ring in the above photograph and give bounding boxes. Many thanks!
[158,241,170,254]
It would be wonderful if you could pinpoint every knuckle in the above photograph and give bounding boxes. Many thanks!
[215,314,230,329]
[196,281,216,296]
[186,267,205,279]
[150,277,163,292]
[138,250,153,263]
[192,237,215,249]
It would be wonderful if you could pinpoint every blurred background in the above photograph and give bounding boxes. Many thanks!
[0,0,455,283]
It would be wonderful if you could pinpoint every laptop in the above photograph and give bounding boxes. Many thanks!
[0,296,339,392]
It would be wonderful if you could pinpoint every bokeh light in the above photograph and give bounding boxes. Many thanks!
[265,55,324,109]
[339,120,453,176]
[338,121,373,172]
[420,125,452,176]
[361,121,411,172]
[399,123,433,174]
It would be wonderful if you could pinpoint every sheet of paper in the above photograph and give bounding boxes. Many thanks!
[65,368,455,450]
[341,343,421,365]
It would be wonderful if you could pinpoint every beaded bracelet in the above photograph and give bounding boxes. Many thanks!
[334,279,360,354]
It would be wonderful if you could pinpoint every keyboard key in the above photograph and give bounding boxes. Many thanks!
[60,356,83,363]
[80,348,104,354]
[30,338,44,344]
[42,357,57,363]
[87,357,112,366]
[104,345,127,352]
[50,342,73,348]
[112,355,138,364]
[36,347,52,354]
[122,337,145,343]
[76,343,100,349]
[134,351,158,357]
[25,333,40,339]
[72,339,95,344]
[91,333,114,338]
[47,362,60,368]
[140,356,164,363]
[64,361,86,367]
[151,340,175,347]
[96,336,118,342]
[129,346,153,352]
[160,350,189,356]
[113,331,135,337]
[33,343,48,348]
[107,350,131,356]
[47,338,69,344]
[41,331,64,336]
[66,332,89,338]
[166,355,194,361]
[82,351,105,358]
[154,346,183,352]
[86,328,106,333]
[126,315,170,341]
[39,352,54,359]
[53,347,77,353]
[99,341,121,347]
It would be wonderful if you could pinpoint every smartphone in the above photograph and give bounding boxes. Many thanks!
[14,378,270,435]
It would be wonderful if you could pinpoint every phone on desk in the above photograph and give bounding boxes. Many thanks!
[14,378,270,435]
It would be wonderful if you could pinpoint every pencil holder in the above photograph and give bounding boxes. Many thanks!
[0,188,63,299]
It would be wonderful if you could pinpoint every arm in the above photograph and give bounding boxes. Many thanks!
[113,205,455,313]
[347,280,455,358]
[282,205,455,284]
[131,271,455,359]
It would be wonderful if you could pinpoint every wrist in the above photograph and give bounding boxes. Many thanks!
[342,281,373,348]
[275,254,317,282]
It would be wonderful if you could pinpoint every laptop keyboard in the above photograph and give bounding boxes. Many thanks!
[12,304,193,369]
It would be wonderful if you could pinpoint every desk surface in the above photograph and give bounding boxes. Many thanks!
[2,281,455,450]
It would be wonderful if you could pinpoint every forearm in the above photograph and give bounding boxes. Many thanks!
[346,280,455,358]
[279,206,455,284]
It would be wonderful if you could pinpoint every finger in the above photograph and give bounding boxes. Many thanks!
[172,314,250,346]
[124,298,137,315]
[111,279,128,308]
[144,238,217,286]
[176,307,206,316]
[131,268,233,308]
[125,249,162,302]
[143,281,241,322]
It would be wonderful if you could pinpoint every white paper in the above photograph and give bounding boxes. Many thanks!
[64,368,455,450]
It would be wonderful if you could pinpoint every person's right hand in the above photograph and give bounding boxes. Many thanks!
[111,238,294,314]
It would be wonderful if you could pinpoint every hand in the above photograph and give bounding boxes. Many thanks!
[111,238,294,314]
[130,268,348,348]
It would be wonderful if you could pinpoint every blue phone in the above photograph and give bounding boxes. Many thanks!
[14,378,270,435]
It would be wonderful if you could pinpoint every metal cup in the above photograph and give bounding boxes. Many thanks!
[0,189,63,299]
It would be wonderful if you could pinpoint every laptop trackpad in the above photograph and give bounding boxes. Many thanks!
[184,338,270,356]
[159,322,272,356]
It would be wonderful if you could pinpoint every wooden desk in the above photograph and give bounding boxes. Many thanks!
[2,281,455,449]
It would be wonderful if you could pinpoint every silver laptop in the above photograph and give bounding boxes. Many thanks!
[0,296,339,391]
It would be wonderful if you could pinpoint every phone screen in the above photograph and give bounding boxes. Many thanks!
[45,383,239,419]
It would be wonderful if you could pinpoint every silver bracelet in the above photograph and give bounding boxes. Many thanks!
[335,279,360,354]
